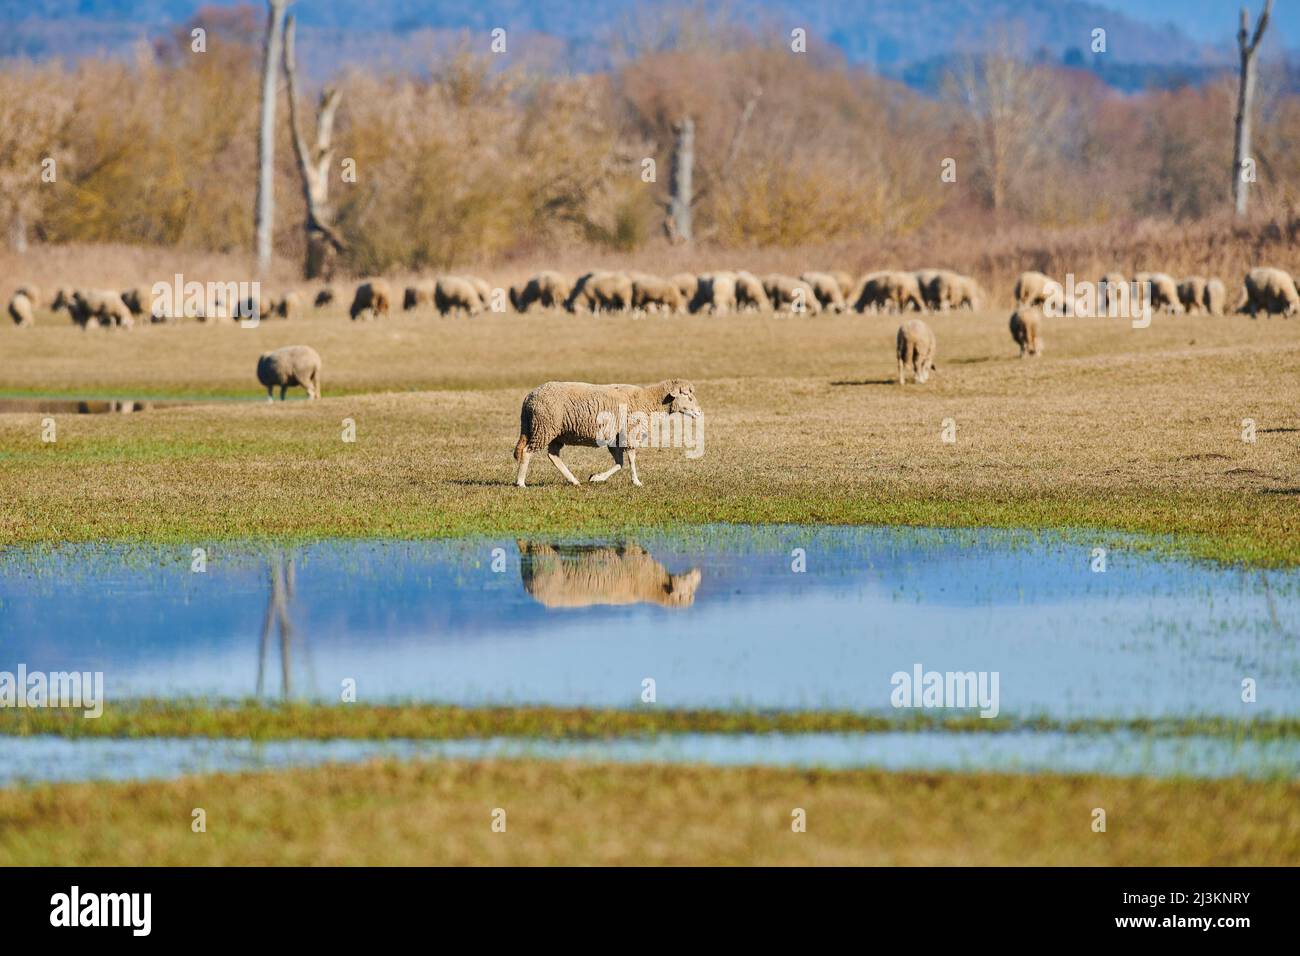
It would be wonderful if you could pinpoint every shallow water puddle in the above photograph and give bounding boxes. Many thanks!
[1,526,1296,723]
[2,731,1297,786]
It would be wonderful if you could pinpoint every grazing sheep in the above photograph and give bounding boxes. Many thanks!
[349,280,392,321]
[256,345,322,401]
[632,274,684,314]
[690,272,737,315]
[915,269,943,309]
[801,272,847,313]
[512,271,572,312]
[850,272,889,313]
[1134,272,1182,314]
[66,290,134,329]
[233,293,275,323]
[566,271,633,313]
[276,290,304,320]
[464,275,495,311]
[1177,277,1207,315]
[896,318,936,384]
[516,541,701,609]
[733,271,769,312]
[1241,267,1299,317]
[435,276,484,316]
[1098,273,1127,314]
[670,273,699,307]
[1203,277,1226,316]
[8,292,34,327]
[15,284,41,307]
[879,271,925,312]
[764,274,822,314]
[403,279,435,311]
[314,288,335,308]
[1009,308,1043,357]
[120,286,152,320]
[1015,271,1058,308]
[513,379,702,488]
[924,270,981,311]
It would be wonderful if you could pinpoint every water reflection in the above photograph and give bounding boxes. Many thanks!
[255,556,315,699]
[517,540,701,609]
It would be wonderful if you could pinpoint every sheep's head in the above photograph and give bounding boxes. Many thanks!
[663,568,702,607]
[52,288,72,311]
[664,382,701,419]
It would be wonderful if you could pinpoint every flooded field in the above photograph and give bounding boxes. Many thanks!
[2,526,1296,783]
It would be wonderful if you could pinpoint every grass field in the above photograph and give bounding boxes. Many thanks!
[1,305,1297,562]
[2,758,1296,865]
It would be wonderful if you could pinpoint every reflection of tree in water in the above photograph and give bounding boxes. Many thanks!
[516,540,702,609]
[257,554,317,699]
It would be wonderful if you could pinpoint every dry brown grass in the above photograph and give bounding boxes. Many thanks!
[2,758,1296,865]
[0,301,1297,561]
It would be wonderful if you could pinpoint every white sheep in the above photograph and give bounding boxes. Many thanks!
[256,345,322,401]
[1009,308,1043,357]
[513,379,702,487]
[896,318,936,384]
[8,292,34,327]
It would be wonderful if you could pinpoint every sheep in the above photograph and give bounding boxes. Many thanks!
[878,271,925,312]
[314,288,335,308]
[256,345,322,401]
[733,271,769,312]
[276,290,304,320]
[915,269,943,309]
[924,270,981,311]
[1009,308,1043,357]
[632,274,684,314]
[435,276,484,316]
[690,272,737,315]
[404,279,435,311]
[513,379,702,488]
[1134,272,1182,314]
[516,541,701,609]
[1177,277,1207,315]
[801,272,847,313]
[66,290,134,329]
[8,292,34,327]
[851,272,890,313]
[349,280,392,321]
[464,275,495,311]
[233,293,275,323]
[1203,277,1226,316]
[896,318,936,384]
[764,274,822,314]
[670,273,699,307]
[120,286,153,320]
[1241,267,1299,317]
[566,271,633,313]
[1015,271,1059,308]
[512,271,572,312]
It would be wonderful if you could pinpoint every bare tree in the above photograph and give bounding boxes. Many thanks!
[254,0,289,274]
[665,117,694,243]
[283,14,345,279]
[1232,0,1273,217]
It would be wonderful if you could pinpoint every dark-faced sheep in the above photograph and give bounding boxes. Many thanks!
[1241,267,1299,317]
[314,288,335,308]
[66,290,134,329]
[1009,308,1043,357]
[8,292,34,327]
[404,279,435,311]
[256,345,321,401]
[896,318,936,384]
[690,273,736,315]
[435,276,484,316]
[513,379,702,487]
[349,280,392,321]
[513,271,572,312]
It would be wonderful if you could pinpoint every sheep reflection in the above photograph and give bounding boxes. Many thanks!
[516,540,702,609]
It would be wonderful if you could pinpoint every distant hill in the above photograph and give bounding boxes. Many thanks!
[1,0,1291,91]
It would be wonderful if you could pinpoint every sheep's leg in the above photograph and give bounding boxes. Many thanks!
[515,449,532,487]
[590,447,623,483]
[266,386,274,403]
[897,357,906,385]
[627,448,642,487]
[547,441,580,486]
[280,385,287,401]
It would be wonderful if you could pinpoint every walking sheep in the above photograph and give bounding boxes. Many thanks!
[349,280,392,320]
[256,345,322,401]
[516,541,702,609]
[1009,308,1043,357]
[513,379,702,487]
[896,318,936,384]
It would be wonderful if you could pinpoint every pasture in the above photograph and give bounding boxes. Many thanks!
[0,302,1297,563]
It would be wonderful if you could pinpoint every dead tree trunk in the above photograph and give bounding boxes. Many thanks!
[665,117,694,244]
[254,0,288,275]
[1232,0,1272,217]
[284,14,345,280]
